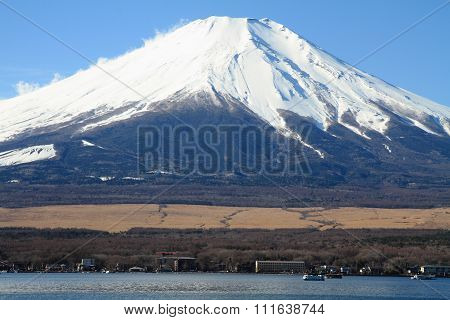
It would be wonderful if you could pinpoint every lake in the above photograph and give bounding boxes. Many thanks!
[0,273,448,299]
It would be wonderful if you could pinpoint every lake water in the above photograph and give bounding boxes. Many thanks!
[0,273,449,299]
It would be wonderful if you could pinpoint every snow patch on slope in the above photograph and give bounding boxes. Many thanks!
[122,176,145,181]
[81,139,105,149]
[287,129,325,158]
[99,176,115,181]
[0,144,56,166]
[81,139,96,147]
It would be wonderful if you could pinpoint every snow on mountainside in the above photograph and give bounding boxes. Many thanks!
[81,139,104,149]
[0,16,449,143]
[0,144,56,166]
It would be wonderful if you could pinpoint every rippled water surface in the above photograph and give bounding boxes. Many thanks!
[0,273,449,299]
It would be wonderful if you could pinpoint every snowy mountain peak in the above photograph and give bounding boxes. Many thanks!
[0,16,449,143]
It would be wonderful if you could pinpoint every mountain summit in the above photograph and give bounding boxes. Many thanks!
[0,17,449,187]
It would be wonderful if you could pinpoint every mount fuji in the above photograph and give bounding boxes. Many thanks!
[1,16,449,188]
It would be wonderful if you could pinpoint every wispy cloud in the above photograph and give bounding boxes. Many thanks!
[96,57,109,65]
[14,81,40,95]
[144,18,190,46]
[50,72,63,84]
[14,73,65,96]
[154,18,190,36]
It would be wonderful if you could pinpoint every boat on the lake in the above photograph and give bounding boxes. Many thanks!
[410,274,436,280]
[303,274,325,281]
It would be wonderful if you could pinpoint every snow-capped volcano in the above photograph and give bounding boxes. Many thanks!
[0,17,449,187]
[0,16,449,143]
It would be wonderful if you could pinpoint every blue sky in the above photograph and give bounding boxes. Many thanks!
[0,0,449,105]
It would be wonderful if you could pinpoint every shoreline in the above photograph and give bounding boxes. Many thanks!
[2,271,449,278]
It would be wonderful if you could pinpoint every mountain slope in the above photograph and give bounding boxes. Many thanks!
[0,16,449,143]
[0,16,449,188]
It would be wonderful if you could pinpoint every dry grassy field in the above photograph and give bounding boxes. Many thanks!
[0,204,449,232]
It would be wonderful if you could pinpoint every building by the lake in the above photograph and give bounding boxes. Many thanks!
[255,260,305,274]
[157,253,197,272]
[77,258,96,272]
[420,265,450,276]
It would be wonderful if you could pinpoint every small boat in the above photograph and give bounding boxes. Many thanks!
[303,274,325,281]
[410,274,435,280]
[326,273,343,279]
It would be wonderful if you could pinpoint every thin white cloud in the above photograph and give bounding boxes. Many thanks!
[154,18,189,36]
[14,81,40,95]
[14,73,65,96]
[50,72,64,84]
[96,57,109,65]
[144,18,190,46]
